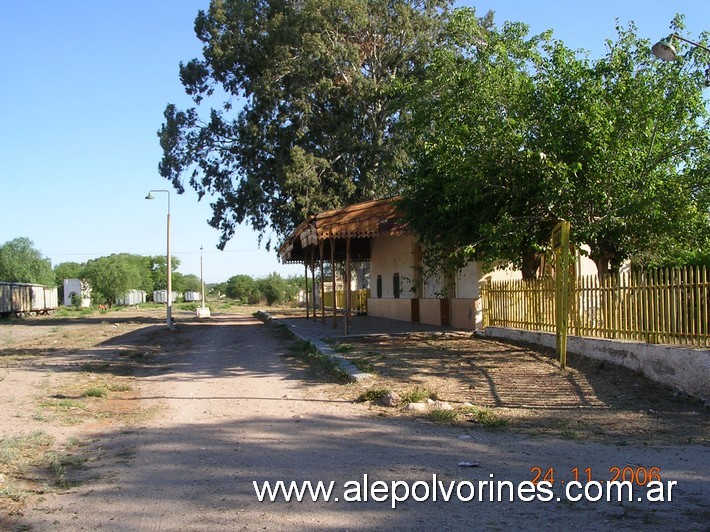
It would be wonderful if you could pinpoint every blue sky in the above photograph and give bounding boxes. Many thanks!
[1,1,708,283]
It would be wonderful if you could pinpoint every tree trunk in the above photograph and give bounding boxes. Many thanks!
[521,251,541,280]
[590,249,620,278]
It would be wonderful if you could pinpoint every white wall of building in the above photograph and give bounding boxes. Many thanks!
[455,262,481,299]
[370,234,416,299]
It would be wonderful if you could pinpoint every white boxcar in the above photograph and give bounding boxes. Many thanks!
[153,290,179,304]
[116,289,146,306]
[0,282,58,317]
[184,290,201,302]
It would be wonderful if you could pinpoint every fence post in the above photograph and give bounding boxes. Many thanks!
[553,221,571,368]
[479,278,491,328]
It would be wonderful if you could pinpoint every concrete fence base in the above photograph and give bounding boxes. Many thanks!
[478,327,710,401]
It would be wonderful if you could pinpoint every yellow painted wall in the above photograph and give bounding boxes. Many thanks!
[367,298,412,321]
[451,298,476,330]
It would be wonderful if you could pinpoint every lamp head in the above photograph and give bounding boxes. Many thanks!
[145,193,155,200]
[652,37,678,61]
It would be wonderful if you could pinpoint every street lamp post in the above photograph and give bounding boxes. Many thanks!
[145,190,173,329]
[652,33,710,86]
[200,246,205,311]
[196,245,211,318]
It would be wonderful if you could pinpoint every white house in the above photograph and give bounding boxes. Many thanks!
[63,278,91,307]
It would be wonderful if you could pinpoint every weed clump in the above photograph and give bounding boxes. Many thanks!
[356,388,390,403]
[401,387,437,404]
[460,405,507,428]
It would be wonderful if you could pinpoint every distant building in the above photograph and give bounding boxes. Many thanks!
[115,289,146,306]
[153,290,180,304]
[63,279,91,307]
[184,290,201,302]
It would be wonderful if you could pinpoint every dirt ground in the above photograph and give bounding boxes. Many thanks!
[1,307,709,530]
[313,333,710,446]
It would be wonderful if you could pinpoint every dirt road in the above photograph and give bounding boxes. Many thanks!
[5,312,710,530]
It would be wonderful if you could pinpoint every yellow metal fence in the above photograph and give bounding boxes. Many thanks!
[480,266,710,347]
[322,289,370,314]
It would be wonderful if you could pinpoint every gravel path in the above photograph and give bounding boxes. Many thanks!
[14,313,710,531]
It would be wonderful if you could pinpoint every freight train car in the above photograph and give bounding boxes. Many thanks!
[0,282,58,318]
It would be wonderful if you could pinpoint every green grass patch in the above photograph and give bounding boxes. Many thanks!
[331,343,354,353]
[349,357,376,374]
[357,388,390,403]
[0,432,53,472]
[43,398,85,412]
[0,431,54,503]
[460,405,507,428]
[427,409,458,423]
[53,307,94,318]
[84,387,107,398]
[401,387,437,404]
[37,397,86,425]
[285,339,349,383]
[46,452,86,488]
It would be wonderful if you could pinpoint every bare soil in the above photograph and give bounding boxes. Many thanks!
[316,333,709,446]
[0,307,708,531]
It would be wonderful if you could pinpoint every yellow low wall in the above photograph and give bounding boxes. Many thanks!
[368,297,477,331]
[419,299,444,326]
[451,298,476,331]
[367,298,412,321]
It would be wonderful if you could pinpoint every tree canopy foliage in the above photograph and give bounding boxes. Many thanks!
[82,254,145,307]
[217,272,303,305]
[224,274,259,303]
[160,4,710,278]
[399,10,710,278]
[159,0,453,249]
[0,238,55,286]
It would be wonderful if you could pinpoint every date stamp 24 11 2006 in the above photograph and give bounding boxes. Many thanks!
[530,465,664,486]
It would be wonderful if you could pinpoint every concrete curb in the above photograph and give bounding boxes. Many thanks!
[255,310,373,383]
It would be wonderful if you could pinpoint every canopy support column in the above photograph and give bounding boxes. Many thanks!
[346,236,351,334]
[304,260,309,319]
[310,247,317,321]
[331,237,338,329]
[319,240,326,324]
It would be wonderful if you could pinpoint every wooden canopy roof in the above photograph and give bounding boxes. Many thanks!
[278,197,406,263]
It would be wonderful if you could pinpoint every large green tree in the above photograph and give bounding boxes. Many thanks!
[225,274,259,303]
[400,10,710,278]
[400,9,556,279]
[0,237,55,286]
[531,16,710,274]
[83,254,146,306]
[149,255,180,292]
[181,274,202,293]
[53,261,84,285]
[159,0,452,249]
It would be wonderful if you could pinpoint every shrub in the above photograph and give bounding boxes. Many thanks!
[357,388,390,403]
[401,387,436,404]
[461,405,507,428]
